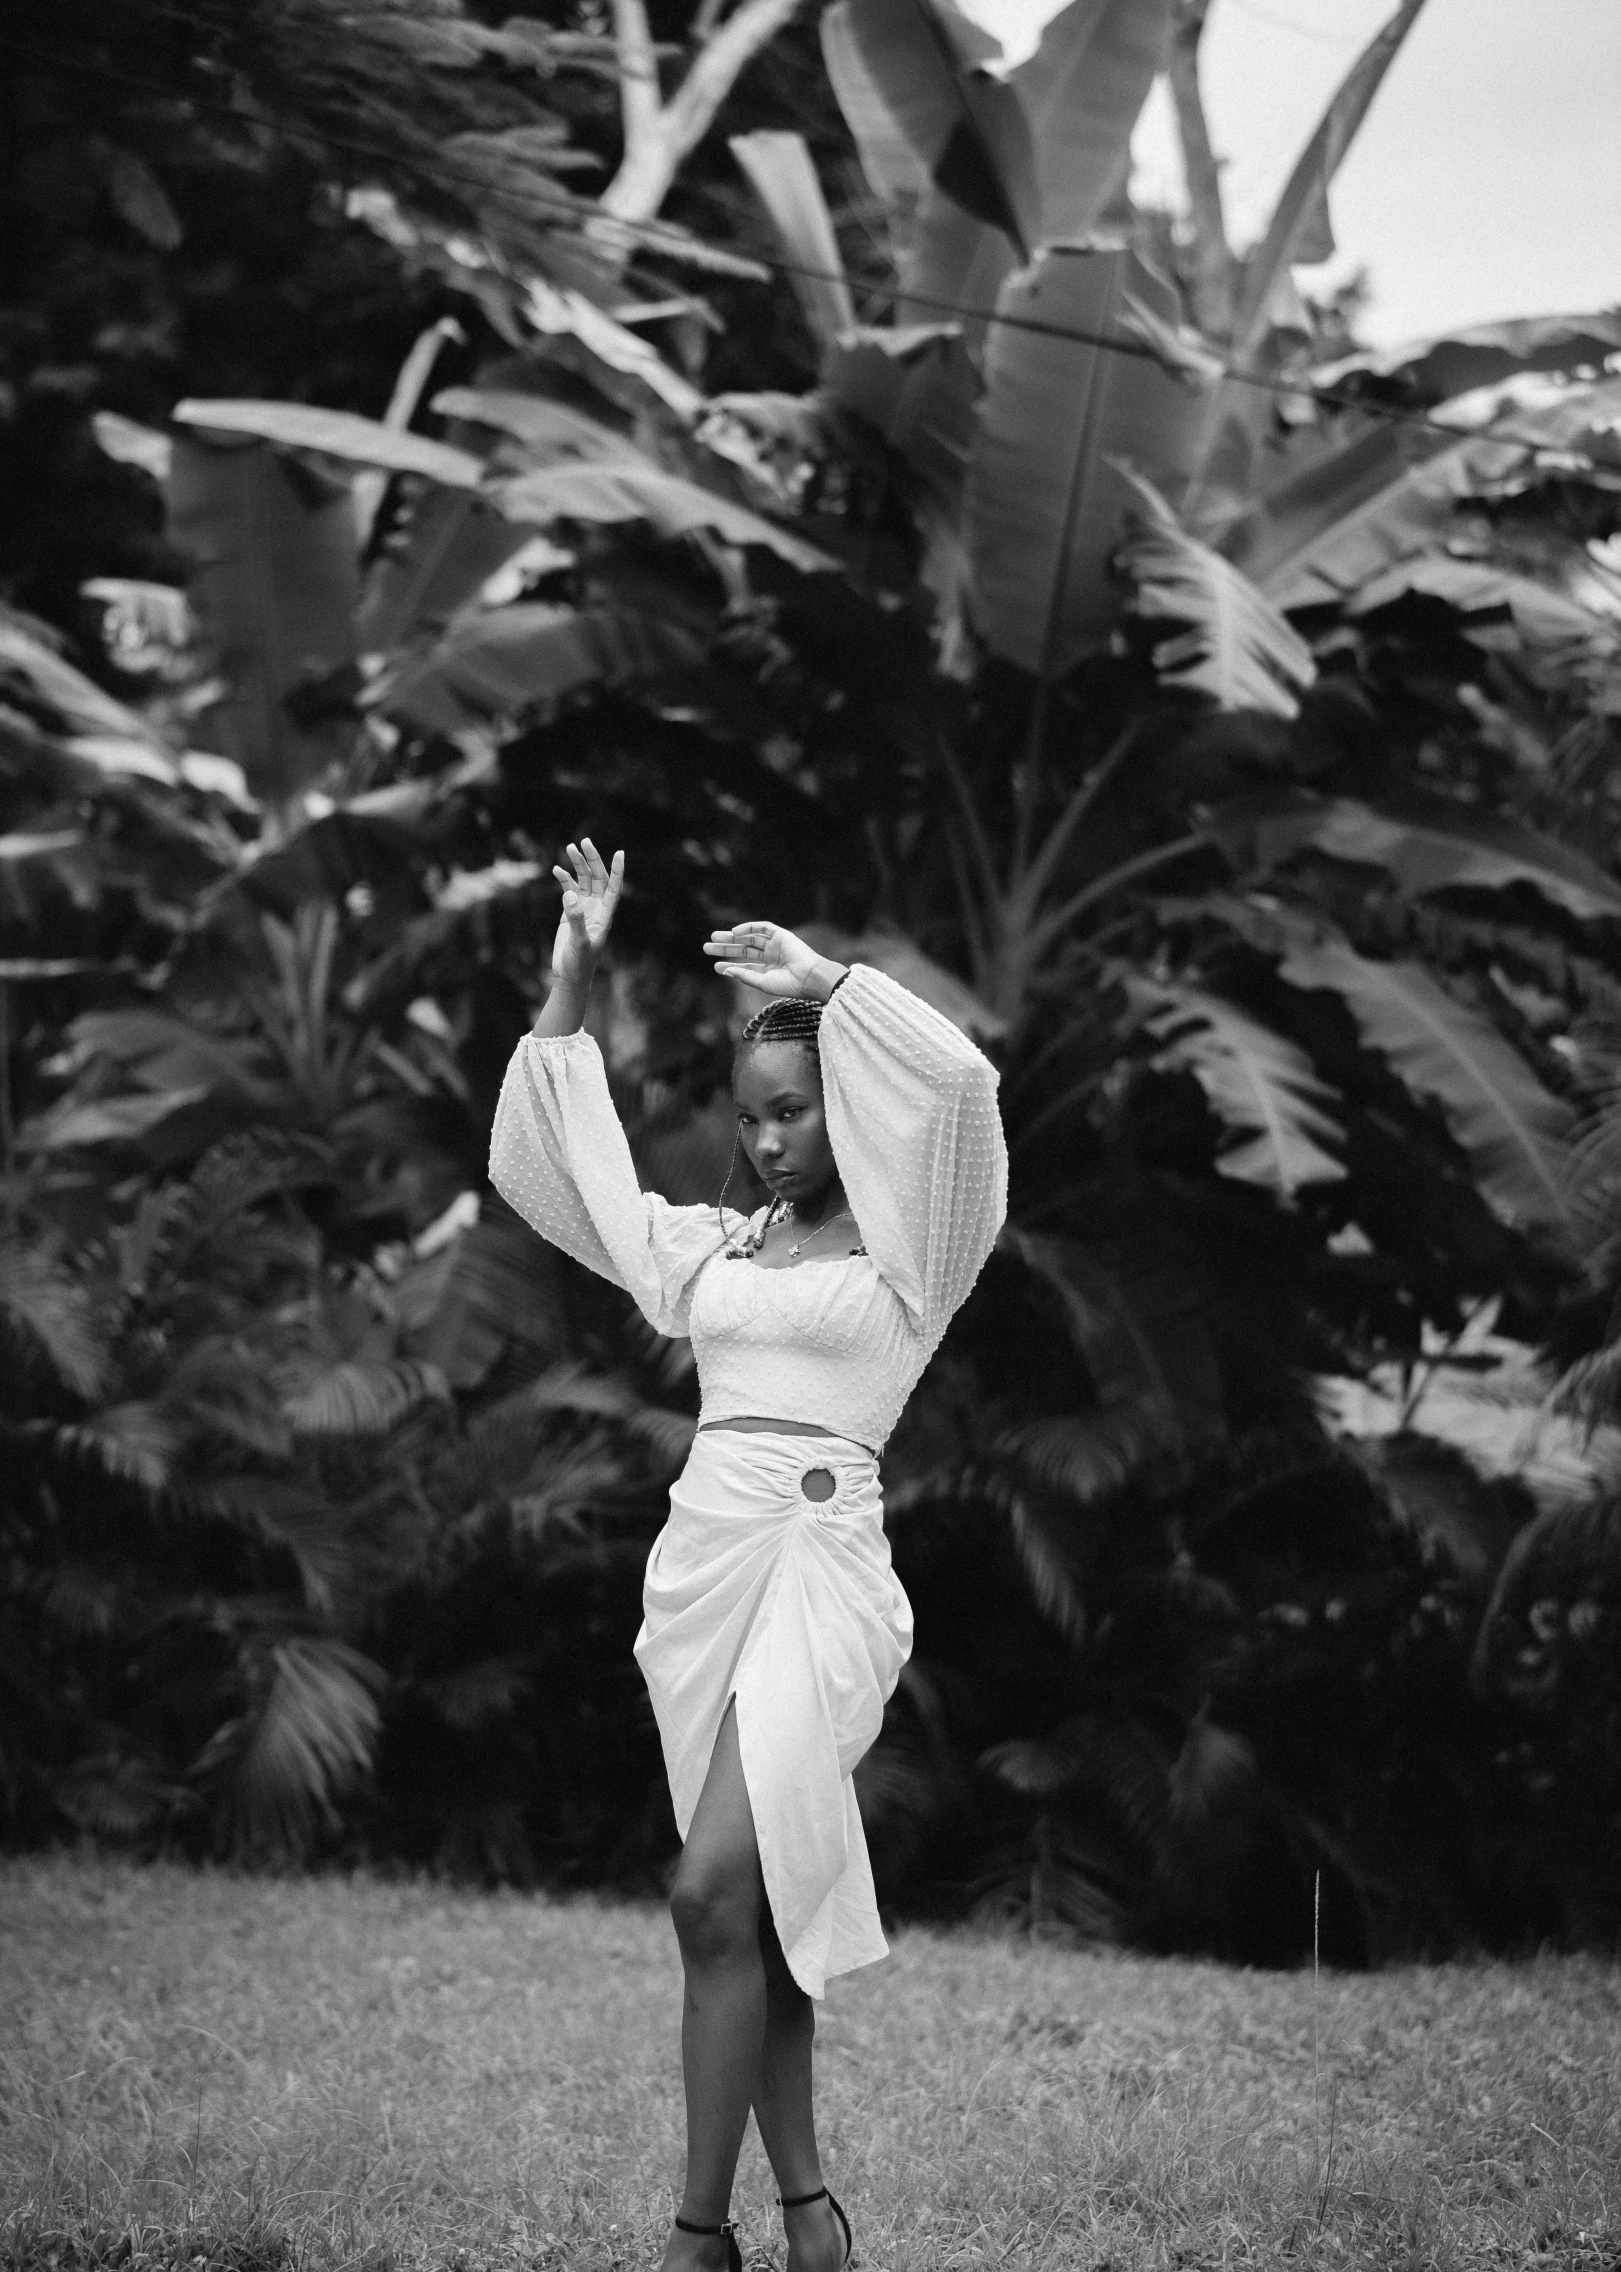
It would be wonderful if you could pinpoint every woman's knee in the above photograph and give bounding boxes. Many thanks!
[670,1852,760,1965]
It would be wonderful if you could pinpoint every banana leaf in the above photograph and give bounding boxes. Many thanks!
[729,132,855,359]
[172,400,483,488]
[1007,0,1171,247]
[166,436,361,802]
[429,386,641,465]
[357,486,531,654]
[522,278,706,423]
[964,248,1205,674]
[1207,790,1621,923]
[1346,557,1611,652]
[16,1087,213,1151]
[1314,308,1621,408]
[1230,0,1429,357]
[0,830,101,925]
[898,188,1017,356]
[493,464,834,571]
[354,316,466,549]
[1113,471,1317,715]
[1230,372,1621,609]
[1278,934,1577,1255]
[820,0,929,269]
[0,607,179,784]
[1129,976,1345,1196]
[1187,0,1428,515]
[378,601,709,733]
[842,0,1038,254]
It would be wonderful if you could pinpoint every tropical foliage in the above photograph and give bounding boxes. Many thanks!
[3,0,1620,1958]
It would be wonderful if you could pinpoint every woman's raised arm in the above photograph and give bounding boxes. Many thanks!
[490,840,725,1335]
[817,964,1007,1346]
[531,838,622,1037]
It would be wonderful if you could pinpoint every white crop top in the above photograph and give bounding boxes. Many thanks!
[488,964,1008,1450]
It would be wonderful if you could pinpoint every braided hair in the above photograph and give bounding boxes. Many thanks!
[715,995,829,1245]
[737,994,826,1063]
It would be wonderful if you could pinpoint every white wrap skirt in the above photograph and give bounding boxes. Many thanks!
[634,1428,913,1997]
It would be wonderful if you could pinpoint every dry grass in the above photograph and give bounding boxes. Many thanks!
[1,1857,1617,2272]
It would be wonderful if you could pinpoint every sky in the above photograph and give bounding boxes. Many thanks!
[961,0,1621,347]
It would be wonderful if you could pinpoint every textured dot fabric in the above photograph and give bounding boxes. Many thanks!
[488,961,1008,1991]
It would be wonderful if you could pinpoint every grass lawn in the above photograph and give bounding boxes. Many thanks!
[1,1858,1617,2272]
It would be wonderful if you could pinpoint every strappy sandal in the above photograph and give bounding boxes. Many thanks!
[672,2213,742,2272]
[779,2185,852,2268]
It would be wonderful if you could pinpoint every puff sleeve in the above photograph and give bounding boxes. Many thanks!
[489,1027,728,1338]
[817,964,1007,1346]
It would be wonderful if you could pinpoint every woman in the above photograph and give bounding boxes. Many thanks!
[489,838,1007,2272]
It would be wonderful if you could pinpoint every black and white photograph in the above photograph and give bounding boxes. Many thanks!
[2,0,1619,2265]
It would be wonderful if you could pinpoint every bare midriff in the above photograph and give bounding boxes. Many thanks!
[699,1415,876,1453]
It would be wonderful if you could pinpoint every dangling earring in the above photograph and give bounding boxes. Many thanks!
[718,1128,749,1255]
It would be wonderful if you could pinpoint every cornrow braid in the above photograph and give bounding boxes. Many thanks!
[737,995,826,1056]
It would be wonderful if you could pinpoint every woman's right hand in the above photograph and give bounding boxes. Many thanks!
[549,838,624,985]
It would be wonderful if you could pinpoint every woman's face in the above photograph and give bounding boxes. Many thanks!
[732,1040,837,1202]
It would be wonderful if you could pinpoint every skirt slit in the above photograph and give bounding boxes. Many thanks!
[634,1429,913,1998]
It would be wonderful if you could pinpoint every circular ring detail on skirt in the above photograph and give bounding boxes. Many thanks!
[634,1428,912,1998]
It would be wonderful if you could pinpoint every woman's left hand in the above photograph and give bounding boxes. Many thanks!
[704,922,846,1000]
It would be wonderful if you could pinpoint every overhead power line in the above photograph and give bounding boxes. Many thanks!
[0,26,1603,460]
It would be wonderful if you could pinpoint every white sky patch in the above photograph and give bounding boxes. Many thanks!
[958,0,1621,345]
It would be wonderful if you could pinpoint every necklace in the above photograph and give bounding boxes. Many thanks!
[783,1200,853,1258]
[724,1194,858,1262]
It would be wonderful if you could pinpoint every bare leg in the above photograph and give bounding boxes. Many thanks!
[752,1914,848,2272]
[662,1699,767,2271]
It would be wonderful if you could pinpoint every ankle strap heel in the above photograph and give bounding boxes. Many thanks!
[778,2186,853,2267]
[673,2214,742,2271]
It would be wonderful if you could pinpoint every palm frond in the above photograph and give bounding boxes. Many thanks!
[1007,1496,1088,1647]
[517,1360,696,1472]
[202,1477,365,1614]
[1553,1342,1621,1430]
[983,1725,1090,1797]
[282,1359,451,1436]
[996,1408,1184,1509]
[161,1337,294,1458]
[1167,1712,1258,1829]
[0,1237,110,1398]
[999,1228,1225,1462]
[169,1131,334,1263]
[196,1638,384,1861]
[507,1442,633,1543]
[52,1753,188,1839]
[42,1560,133,1636]
[55,1402,178,1490]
